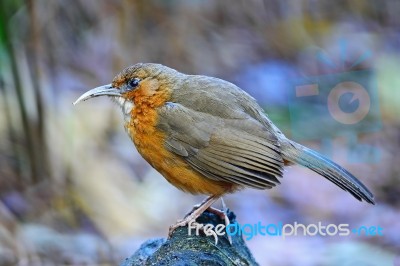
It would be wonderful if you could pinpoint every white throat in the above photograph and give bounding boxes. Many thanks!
[113,97,134,122]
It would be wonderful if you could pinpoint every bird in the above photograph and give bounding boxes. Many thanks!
[74,63,375,236]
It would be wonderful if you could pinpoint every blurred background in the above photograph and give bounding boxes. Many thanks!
[0,0,399,265]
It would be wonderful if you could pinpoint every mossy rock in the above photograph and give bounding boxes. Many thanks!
[121,210,258,266]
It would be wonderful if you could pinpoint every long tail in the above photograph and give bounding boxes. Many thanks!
[281,139,375,204]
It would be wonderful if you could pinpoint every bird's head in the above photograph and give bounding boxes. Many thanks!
[73,63,182,109]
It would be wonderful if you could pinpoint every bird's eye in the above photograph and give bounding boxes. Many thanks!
[127,78,140,89]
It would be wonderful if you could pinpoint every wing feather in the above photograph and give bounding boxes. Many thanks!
[157,102,284,190]
[205,147,282,176]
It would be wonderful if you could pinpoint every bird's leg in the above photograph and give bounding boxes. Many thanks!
[168,195,219,237]
[184,196,226,217]
[221,198,232,244]
[203,197,232,244]
[201,197,230,224]
[169,196,232,245]
[183,196,216,218]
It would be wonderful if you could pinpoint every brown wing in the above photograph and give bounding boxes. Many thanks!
[156,102,284,190]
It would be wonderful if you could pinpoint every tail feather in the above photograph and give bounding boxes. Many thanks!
[282,140,375,204]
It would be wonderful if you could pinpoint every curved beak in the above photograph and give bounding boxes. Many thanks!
[73,84,121,105]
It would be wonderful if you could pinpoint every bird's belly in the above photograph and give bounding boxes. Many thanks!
[125,122,235,196]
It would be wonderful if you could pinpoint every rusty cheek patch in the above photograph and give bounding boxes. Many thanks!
[139,79,160,97]
[130,82,170,108]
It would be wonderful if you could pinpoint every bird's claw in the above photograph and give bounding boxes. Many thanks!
[168,206,232,245]
[168,219,188,237]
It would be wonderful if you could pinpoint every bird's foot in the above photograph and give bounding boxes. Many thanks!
[168,195,218,237]
[168,196,232,245]
[205,203,232,245]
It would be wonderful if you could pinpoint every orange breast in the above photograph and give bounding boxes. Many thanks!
[124,88,235,196]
